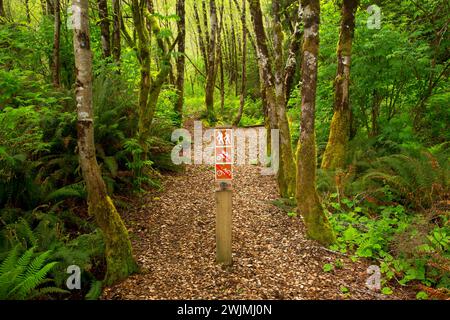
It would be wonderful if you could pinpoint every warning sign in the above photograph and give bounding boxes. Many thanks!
[215,129,233,147]
[215,147,233,164]
[215,129,233,185]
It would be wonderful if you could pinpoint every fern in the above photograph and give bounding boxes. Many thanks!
[85,280,103,300]
[44,183,86,202]
[361,148,449,209]
[0,246,68,300]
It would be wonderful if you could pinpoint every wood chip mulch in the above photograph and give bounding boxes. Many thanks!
[102,160,412,300]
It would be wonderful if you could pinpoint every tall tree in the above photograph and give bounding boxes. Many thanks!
[233,0,247,125]
[321,0,359,170]
[97,0,111,58]
[25,0,31,23]
[175,0,186,124]
[284,2,303,102]
[205,0,218,120]
[248,0,296,198]
[111,0,121,64]
[272,0,296,197]
[217,1,225,113]
[193,1,208,72]
[46,0,54,15]
[52,0,61,87]
[72,0,137,285]
[296,0,335,246]
[131,0,178,157]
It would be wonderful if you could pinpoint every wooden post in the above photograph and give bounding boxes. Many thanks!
[215,188,232,265]
[215,128,233,265]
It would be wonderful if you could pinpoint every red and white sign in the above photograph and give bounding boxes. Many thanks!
[215,129,233,182]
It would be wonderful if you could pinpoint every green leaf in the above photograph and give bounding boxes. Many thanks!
[340,286,349,293]
[323,263,334,272]
[381,287,393,295]
[416,291,428,300]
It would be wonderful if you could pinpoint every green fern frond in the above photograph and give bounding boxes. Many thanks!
[85,280,103,300]
[0,245,19,275]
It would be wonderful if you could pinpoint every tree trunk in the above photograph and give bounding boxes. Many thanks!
[202,0,209,49]
[25,0,31,23]
[0,0,4,19]
[229,0,238,94]
[273,0,296,198]
[296,0,335,246]
[132,0,177,157]
[205,0,218,120]
[248,0,277,131]
[217,2,225,114]
[131,0,151,156]
[72,0,137,285]
[175,0,186,125]
[321,0,358,170]
[52,0,61,87]
[233,0,247,126]
[46,0,54,15]
[248,0,295,198]
[111,0,121,64]
[97,0,111,59]
[193,1,208,72]
[284,2,303,101]
[40,0,46,16]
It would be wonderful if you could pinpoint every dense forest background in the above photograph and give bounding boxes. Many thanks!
[0,0,448,300]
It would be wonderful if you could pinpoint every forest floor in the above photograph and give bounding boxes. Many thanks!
[102,125,411,300]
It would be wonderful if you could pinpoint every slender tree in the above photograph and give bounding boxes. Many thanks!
[111,0,121,64]
[248,0,296,198]
[131,0,179,157]
[272,0,296,198]
[205,0,218,120]
[217,1,225,113]
[25,0,31,23]
[284,2,303,102]
[321,0,359,170]
[175,0,186,124]
[52,0,61,87]
[233,0,247,125]
[97,0,111,59]
[72,0,137,285]
[193,1,208,72]
[296,0,335,246]
[0,0,4,20]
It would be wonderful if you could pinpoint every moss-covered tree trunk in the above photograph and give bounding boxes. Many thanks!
[321,0,358,170]
[131,1,178,157]
[273,0,296,198]
[296,0,335,246]
[0,0,5,18]
[205,0,217,120]
[131,0,151,155]
[72,0,137,285]
[248,0,295,198]
[284,3,303,103]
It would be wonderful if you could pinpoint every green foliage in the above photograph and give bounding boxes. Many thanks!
[326,194,450,295]
[85,280,103,300]
[0,246,68,300]
[323,263,334,272]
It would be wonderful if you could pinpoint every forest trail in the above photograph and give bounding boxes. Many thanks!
[102,126,389,300]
